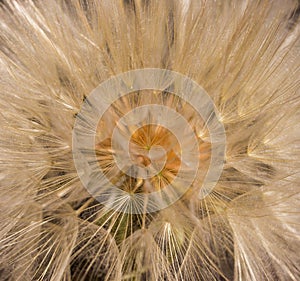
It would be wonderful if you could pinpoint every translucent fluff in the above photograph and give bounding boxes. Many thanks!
[0,1,299,280]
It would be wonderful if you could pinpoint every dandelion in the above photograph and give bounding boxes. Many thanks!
[0,0,299,280]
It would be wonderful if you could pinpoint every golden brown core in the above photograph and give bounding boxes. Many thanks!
[94,91,211,195]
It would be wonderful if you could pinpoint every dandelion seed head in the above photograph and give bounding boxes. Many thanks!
[0,0,299,280]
